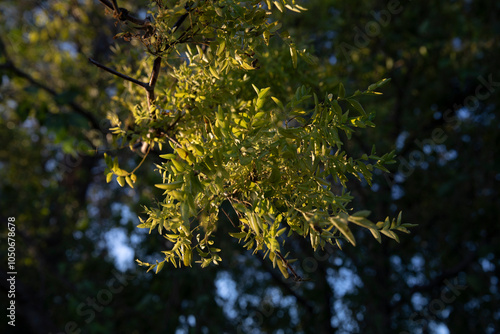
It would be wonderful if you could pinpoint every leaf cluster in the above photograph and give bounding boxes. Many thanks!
[96,0,411,278]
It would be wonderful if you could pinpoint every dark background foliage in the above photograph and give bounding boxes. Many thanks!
[1,0,499,333]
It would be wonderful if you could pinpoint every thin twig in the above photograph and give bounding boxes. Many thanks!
[276,251,307,281]
[164,134,182,148]
[220,207,237,228]
[131,143,151,174]
[257,257,316,314]
[98,0,113,10]
[88,58,148,88]
[110,0,119,12]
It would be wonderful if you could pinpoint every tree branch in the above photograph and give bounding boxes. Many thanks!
[0,37,102,131]
[1,60,103,132]
[276,250,309,282]
[88,57,148,88]
[148,56,162,89]
[146,56,162,109]
[171,11,190,34]
[88,56,162,113]
[110,0,119,12]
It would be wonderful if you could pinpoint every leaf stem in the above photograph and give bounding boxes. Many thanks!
[131,143,151,174]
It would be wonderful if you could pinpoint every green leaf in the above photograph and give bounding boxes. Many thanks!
[348,216,377,229]
[290,45,298,69]
[156,261,165,274]
[271,96,284,110]
[155,181,183,190]
[229,232,247,239]
[252,84,260,95]
[217,39,226,56]
[258,87,271,99]
[346,98,366,116]
[381,229,400,243]
[116,176,125,187]
[160,154,177,160]
[171,159,186,173]
[274,0,284,12]
[269,21,282,33]
[214,6,223,17]
[352,210,371,218]
[183,248,192,267]
[338,83,345,99]
[367,78,391,91]
[331,100,342,117]
[395,226,411,234]
[397,211,403,226]
[276,258,289,278]
[125,175,134,188]
[265,0,272,11]
[370,228,382,243]
[330,217,356,246]
[285,4,302,13]
[113,168,128,177]
[263,30,270,45]
[209,66,220,79]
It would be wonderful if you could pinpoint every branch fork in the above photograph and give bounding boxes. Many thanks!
[88,56,161,111]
